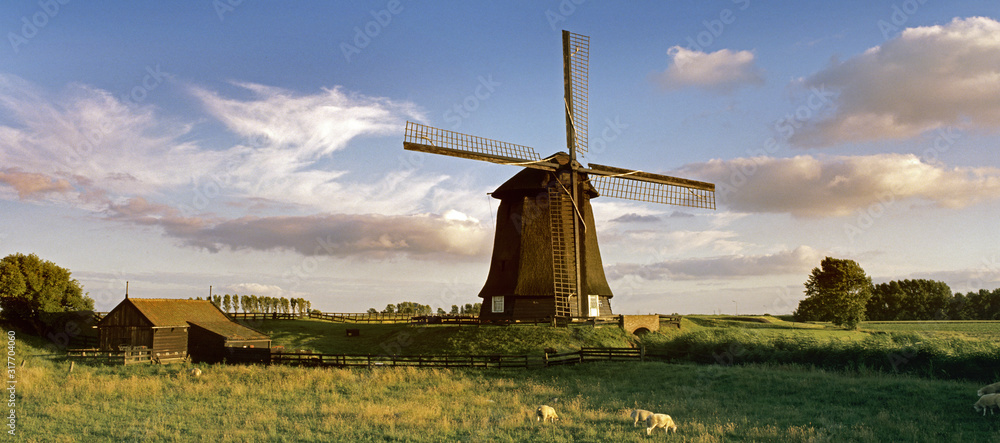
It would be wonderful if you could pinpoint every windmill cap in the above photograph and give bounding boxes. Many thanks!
[491,152,598,200]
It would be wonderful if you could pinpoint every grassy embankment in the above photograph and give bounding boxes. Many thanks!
[14,316,1000,442]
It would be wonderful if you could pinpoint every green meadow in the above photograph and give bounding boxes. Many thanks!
[14,316,1000,442]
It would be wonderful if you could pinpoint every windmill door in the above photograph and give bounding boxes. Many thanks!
[588,295,600,317]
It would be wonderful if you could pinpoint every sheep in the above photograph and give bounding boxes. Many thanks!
[974,393,1000,416]
[646,413,677,435]
[536,405,559,423]
[978,382,1000,397]
[630,409,653,427]
[189,368,202,378]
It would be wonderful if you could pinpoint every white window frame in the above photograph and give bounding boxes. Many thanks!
[492,296,505,313]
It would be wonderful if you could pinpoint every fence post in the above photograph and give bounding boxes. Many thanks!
[640,345,645,362]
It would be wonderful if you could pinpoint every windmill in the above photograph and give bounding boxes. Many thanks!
[403,31,716,322]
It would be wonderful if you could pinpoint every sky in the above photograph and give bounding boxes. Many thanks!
[2,1,1000,315]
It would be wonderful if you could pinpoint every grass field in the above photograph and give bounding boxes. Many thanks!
[14,317,1000,442]
[860,320,1000,339]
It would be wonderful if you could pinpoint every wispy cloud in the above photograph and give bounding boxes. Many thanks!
[0,74,495,260]
[792,17,1000,146]
[653,46,765,93]
[681,154,1000,217]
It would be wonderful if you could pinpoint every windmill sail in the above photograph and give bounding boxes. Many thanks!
[587,163,716,209]
[562,31,589,156]
[404,122,556,170]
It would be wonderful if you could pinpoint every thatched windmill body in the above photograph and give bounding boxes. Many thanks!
[403,31,716,321]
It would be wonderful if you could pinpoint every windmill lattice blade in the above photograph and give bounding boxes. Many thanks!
[590,175,716,209]
[563,31,589,156]
[404,121,552,168]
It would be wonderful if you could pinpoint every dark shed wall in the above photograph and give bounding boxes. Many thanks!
[188,325,227,363]
[151,328,188,361]
[99,302,154,350]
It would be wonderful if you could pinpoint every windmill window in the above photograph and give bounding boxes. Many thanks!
[492,296,504,313]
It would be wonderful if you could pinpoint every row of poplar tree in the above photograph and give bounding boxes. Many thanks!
[793,257,1000,328]
[367,302,482,315]
[192,294,313,315]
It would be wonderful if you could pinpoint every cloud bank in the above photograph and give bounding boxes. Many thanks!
[681,154,1000,217]
[607,246,821,280]
[792,17,1000,146]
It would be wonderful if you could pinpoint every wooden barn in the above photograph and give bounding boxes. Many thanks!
[98,297,270,363]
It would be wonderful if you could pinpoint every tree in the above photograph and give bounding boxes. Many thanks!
[793,257,873,329]
[382,304,396,314]
[223,294,232,313]
[366,308,378,314]
[0,253,95,333]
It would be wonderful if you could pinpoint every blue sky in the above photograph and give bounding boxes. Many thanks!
[2,1,1000,315]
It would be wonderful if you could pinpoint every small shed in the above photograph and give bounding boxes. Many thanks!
[98,297,270,363]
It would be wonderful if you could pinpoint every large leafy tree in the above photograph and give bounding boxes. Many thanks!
[0,253,94,331]
[793,257,873,329]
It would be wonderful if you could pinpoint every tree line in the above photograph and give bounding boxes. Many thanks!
[794,256,1000,328]
[191,294,313,315]
[368,302,482,315]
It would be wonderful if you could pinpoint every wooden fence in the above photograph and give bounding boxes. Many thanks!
[308,312,415,323]
[270,347,642,369]
[229,312,303,321]
[67,346,152,365]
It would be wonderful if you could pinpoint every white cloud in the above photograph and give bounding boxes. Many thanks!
[224,283,295,298]
[654,46,765,93]
[792,16,1000,146]
[607,246,822,280]
[681,154,1000,217]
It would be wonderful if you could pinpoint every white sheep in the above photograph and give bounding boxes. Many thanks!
[536,405,559,423]
[189,368,202,378]
[978,382,1000,397]
[974,393,1000,416]
[630,409,653,427]
[646,413,677,435]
